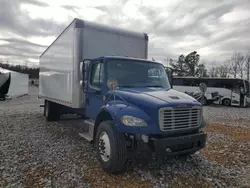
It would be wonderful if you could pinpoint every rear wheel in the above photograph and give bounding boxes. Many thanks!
[44,100,61,121]
[95,120,127,174]
[223,98,231,106]
[43,100,46,116]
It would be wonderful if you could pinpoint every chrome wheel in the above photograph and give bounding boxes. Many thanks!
[99,132,111,162]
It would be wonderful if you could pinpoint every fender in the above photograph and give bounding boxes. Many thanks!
[220,96,232,104]
[96,100,160,134]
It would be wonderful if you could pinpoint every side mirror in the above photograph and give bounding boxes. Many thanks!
[79,59,91,92]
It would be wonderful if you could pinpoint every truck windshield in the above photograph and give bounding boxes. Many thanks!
[106,59,170,89]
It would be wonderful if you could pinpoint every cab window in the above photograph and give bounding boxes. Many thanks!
[90,62,102,89]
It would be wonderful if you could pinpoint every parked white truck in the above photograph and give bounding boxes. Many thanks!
[39,18,207,173]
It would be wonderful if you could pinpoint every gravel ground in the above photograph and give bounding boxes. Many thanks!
[203,104,250,128]
[0,86,250,188]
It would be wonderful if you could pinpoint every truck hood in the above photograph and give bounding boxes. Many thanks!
[115,87,200,109]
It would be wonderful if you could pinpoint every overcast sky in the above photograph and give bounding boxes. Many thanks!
[0,0,250,67]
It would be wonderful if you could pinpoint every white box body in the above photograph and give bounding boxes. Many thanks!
[39,18,148,108]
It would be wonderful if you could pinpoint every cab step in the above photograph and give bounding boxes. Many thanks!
[79,132,93,142]
[78,119,95,142]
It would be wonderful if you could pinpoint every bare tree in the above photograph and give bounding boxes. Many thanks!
[237,56,245,79]
[209,64,229,78]
[245,53,250,81]
[227,58,236,78]
[217,63,229,77]
[229,52,245,78]
[209,67,218,77]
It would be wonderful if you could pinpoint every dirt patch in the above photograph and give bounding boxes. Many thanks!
[203,123,250,142]
[83,168,152,188]
[211,116,250,126]
[69,145,152,188]
[23,165,55,188]
[201,139,250,166]
[167,174,211,188]
[201,123,250,169]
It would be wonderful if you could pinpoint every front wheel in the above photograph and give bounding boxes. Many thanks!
[95,120,127,174]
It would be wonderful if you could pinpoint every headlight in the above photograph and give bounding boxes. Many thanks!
[120,115,147,127]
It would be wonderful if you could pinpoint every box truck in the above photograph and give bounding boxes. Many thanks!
[39,18,207,173]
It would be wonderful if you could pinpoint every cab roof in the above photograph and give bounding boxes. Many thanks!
[92,56,162,65]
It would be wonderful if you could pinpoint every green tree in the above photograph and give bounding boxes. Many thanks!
[170,51,205,76]
[184,51,200,76]
[196,64,208,77]
[170,55,187,76]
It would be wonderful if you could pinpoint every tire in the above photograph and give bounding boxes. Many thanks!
[223,98,231,106]
[44,100,61,121]
[43,100,46,116]
[95,120,127,174]
[179,151,196,157]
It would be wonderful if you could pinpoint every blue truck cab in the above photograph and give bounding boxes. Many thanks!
[79,56,207,173]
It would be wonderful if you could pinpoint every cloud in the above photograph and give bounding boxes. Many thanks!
[0,0,67,65]
[0,0,250,67]
[0,0,66,38]
[88,0,250,63]
[61,5,80,15]
[0,38,46,62]
[0,37,47,48]
[138,2,235,38]
[19,0,49,7]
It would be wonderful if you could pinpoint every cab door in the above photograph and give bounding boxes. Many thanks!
[85,60,104,119]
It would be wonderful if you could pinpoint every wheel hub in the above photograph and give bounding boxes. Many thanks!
[98,132,111,162]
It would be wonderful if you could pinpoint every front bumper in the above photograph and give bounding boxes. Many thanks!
[152,131,207,156]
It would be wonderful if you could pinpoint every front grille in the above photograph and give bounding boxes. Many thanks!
[159,106,202,131]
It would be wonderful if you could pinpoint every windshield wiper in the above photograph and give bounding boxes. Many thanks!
[145,85,163,88]
[118,85,136,88]
[118,85,164,88]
